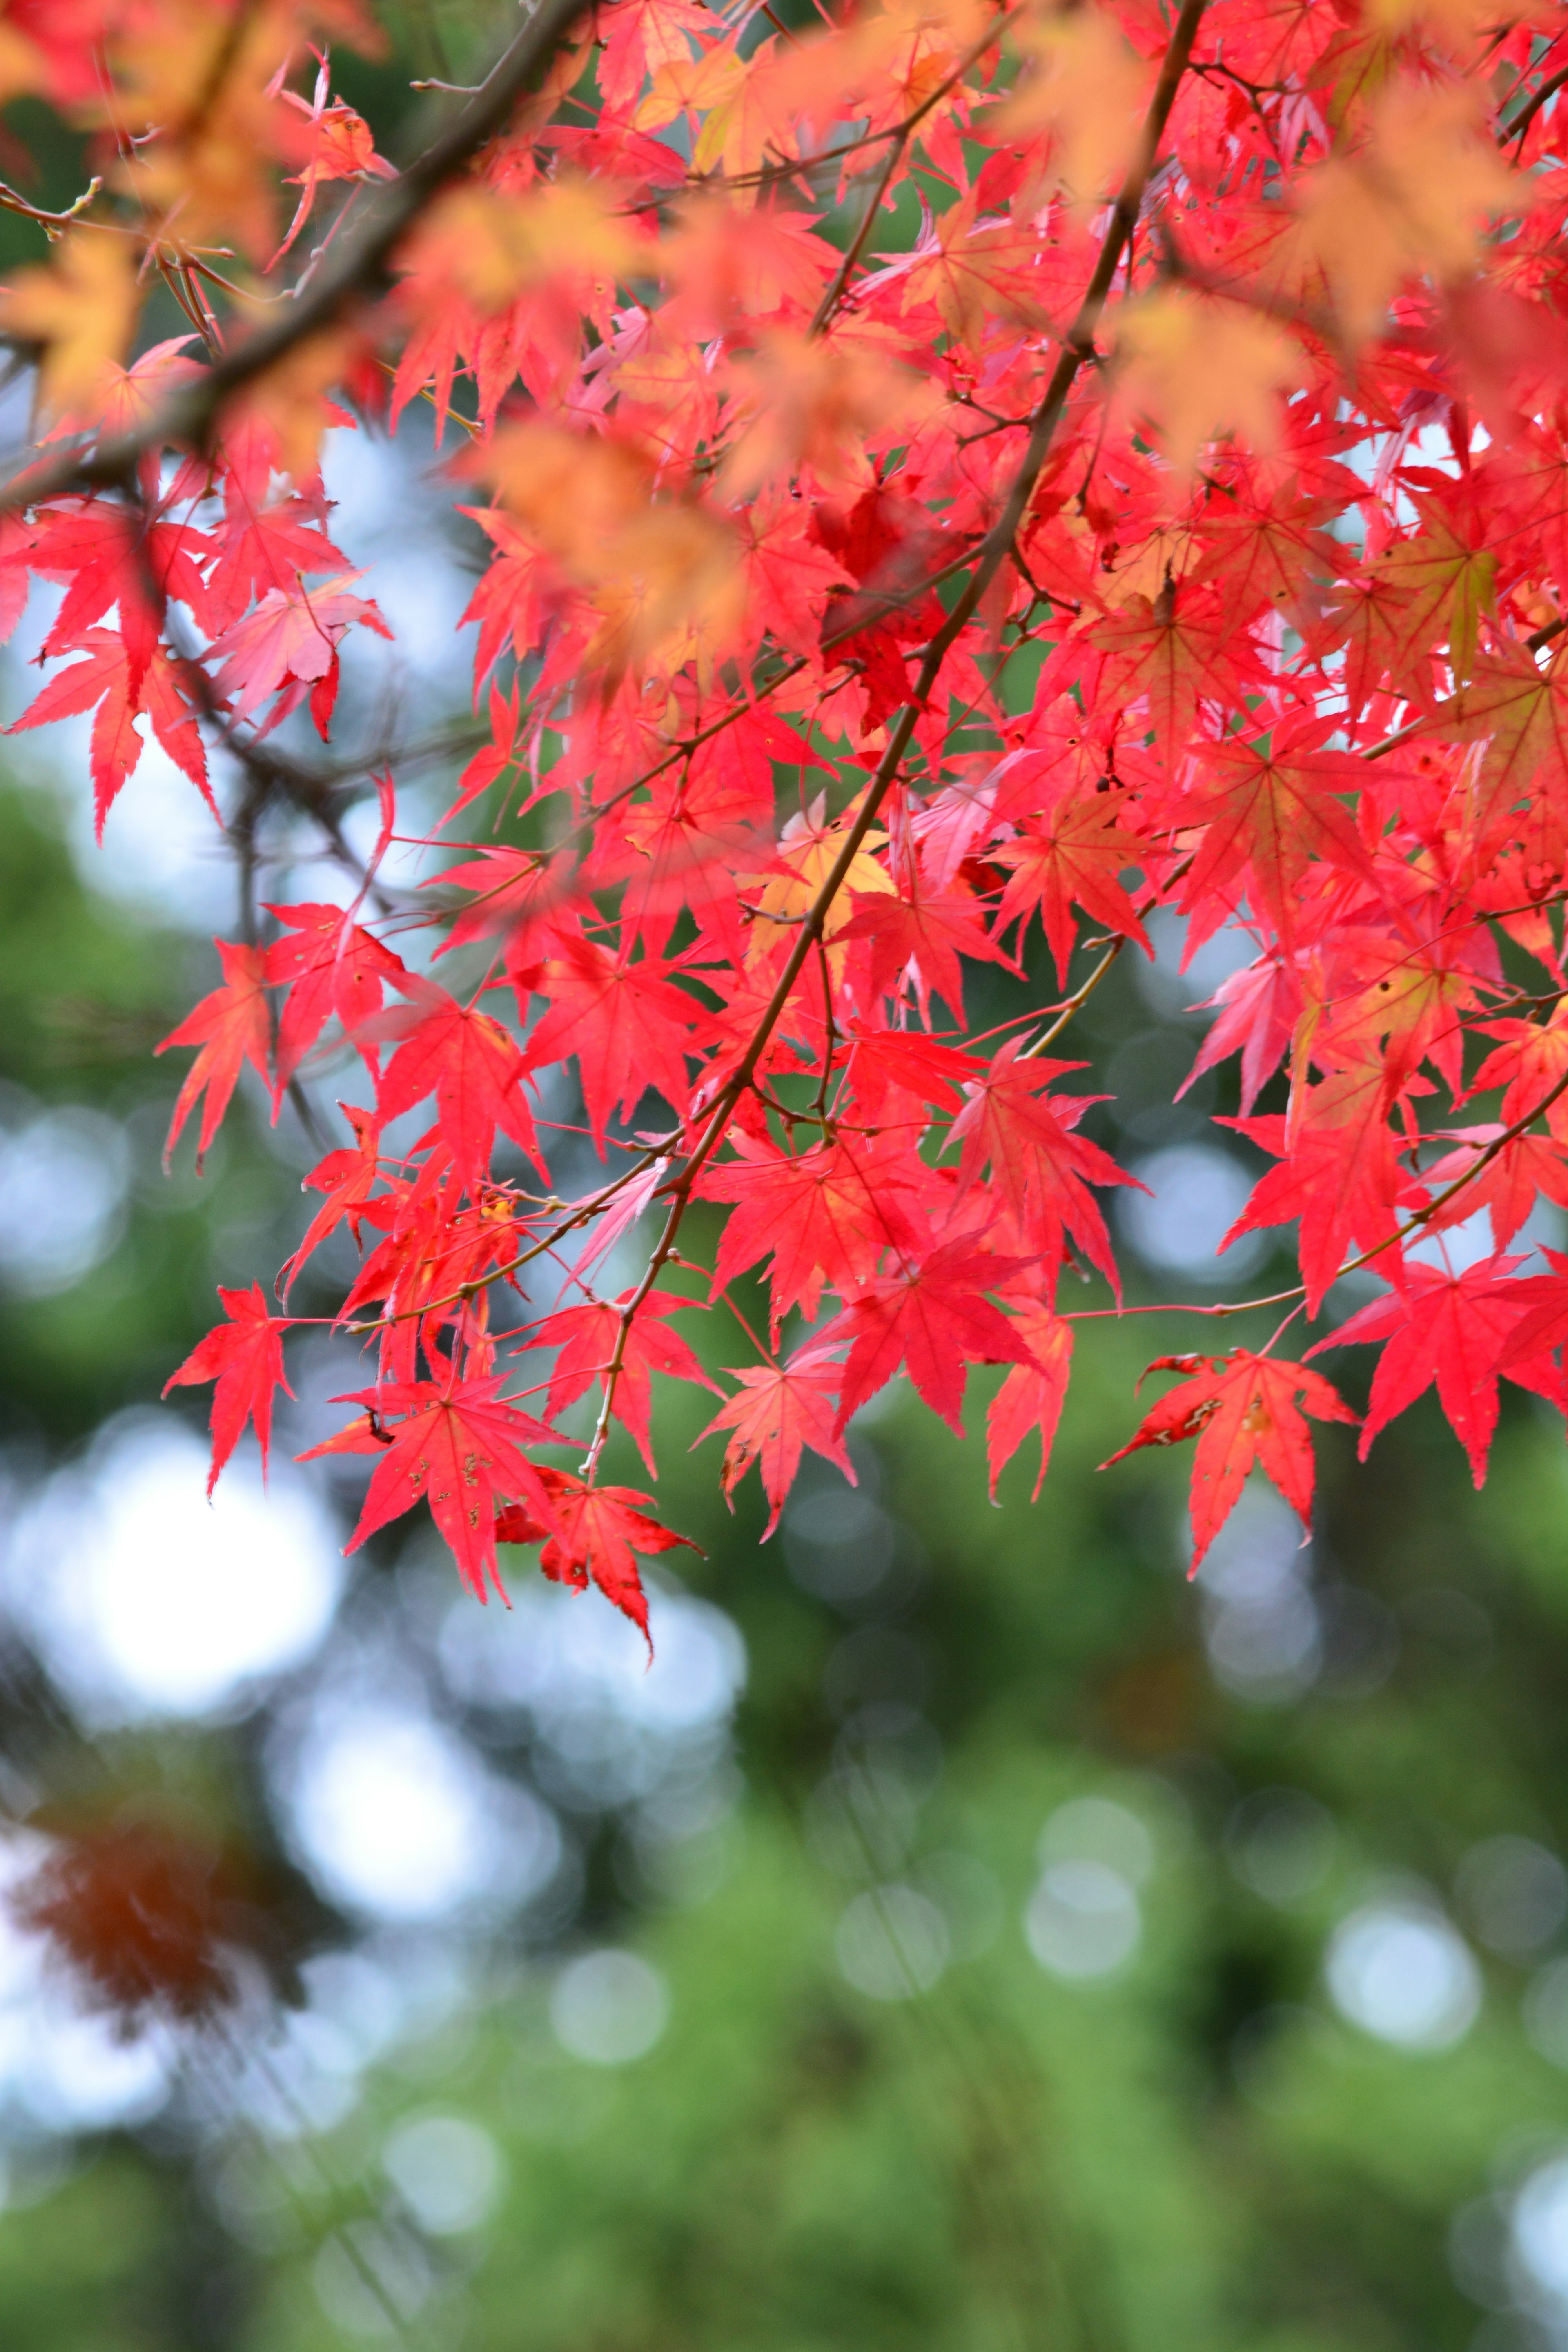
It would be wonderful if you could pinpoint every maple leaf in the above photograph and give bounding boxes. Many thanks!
[816,1239,1035,1437]
[495,1467,702,1647]
[532,1290,717,1474]
[697,1344,853,1539]
[163,1283,294,1496]
[371,978,545,1192]
[1467,1008,1568,1142]
[948,1040,1141,1294]
[10,630,211,837]
[1220,1058,1408,1314]
[1307,1256,1559,1487]
[1434,641,1568,864]
[207,572,390,734]
[993,1,1150,199]
[0,228,138,421]
[697,1134,927,1341]
[837,879,1006,1021]
[203,494,349,633]
[1174,726,1373,947]
[1178,953,1300,1117]
[331,1375,566,1605]
[155,941,271,1170]
[1417,1127,1568,1252]
[987,1299,1074,1502]
[30,503,212,659]
[1100,1349,1356,1573]
[900,195,1050,353]
[1080,585,1261,764]
[989,772,1150,984]
[264,901,408,1098]
[521,938,699,1149]
[1351,501,1498,699]
[1115,288,1304,475]
[279,1104,383,1295]
[598,0,715,114]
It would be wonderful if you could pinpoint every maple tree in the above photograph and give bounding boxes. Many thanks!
[4,0,1568,1642]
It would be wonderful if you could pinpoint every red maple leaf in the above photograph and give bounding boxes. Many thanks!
[370,978,545,1192]
[837,878,1006,1020]
[697,1132,927,1340]
[1079,584,1261,762]
[155,940,271,1169]
[1100,1349,1356,1572]
[330,1375,565,1604]
[532,1289,717,1473]
[1178,953,1300,1117]
[1417,1126,1568,1251]
[1173,724,1373,946]
[207,572,390,735]
[279,1103,383,1295]
[697,1343,852,1537]
[495,1467,703,1646]
[1307,1255,1567,1487]
[163,1282,294,1495]
[10,629,209,836]
[30,502,213,679]
[986,1299,1074,1501]
[948,1040,1140,1293]
[264,901,408,1097]
[817,1238,1034,1435]
[1219,1058,1408,1314]
[991,789,1151,984]
[203,491,349,632]
[521,938,699,1150]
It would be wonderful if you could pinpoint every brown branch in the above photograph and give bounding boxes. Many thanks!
[1502,57,1568,146]
[0,176,103,238]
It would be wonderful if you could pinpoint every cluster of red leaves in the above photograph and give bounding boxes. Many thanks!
[10,0,1568,1636]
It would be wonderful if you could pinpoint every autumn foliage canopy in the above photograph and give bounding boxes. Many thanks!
[4,0,1568,1636]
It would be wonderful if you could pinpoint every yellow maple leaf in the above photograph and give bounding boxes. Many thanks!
[1367,0,1552,45]
[0,229,139,424]
[744,803,896,977]
[1114,289,1304,477]
[482,424,741,686]
[0,22,38,106]
[405,181,641,315]
[722,327,943,495]
[767,0,993,145]
[690,43,803,187]
[633,41,744,132]
[111,0,298,258]
[996,2,1152,207]
[236,326,360,486]
[1294,80,1517,342]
